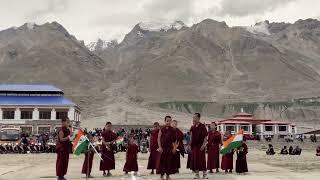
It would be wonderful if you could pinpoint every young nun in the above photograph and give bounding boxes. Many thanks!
[123,136,139,176]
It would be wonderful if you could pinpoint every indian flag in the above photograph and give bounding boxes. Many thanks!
[73,128,90,156]
[220,130,244,155]
[116,136,124,144]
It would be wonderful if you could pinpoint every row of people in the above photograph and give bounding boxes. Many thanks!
[266,144,303,155]
[87,113,248,179]
[0,143,56,154]
[55,114,249,180]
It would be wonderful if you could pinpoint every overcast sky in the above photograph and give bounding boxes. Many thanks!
[0,0,319,43]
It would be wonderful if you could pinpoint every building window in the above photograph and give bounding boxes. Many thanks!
[279,126,287,132]
[225,125,235,132]
[292,127,295,134]
[240,125,249,132]
[21,111,33,119]
[2,111,14,119]
[39,111,51,119]
[56,112,68,119]
[265,126,273,131]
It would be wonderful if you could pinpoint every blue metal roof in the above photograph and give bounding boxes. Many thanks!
[0,84,62,92]
[0,96,76,106]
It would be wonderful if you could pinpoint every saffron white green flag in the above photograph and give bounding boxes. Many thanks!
[220,129,243,155]
[116,136,124,144]
[73,128,89,156]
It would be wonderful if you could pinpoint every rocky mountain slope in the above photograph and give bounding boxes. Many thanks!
[1,19,320,130]
[95,19,320,103]
[0,22,111,117]
[89,18,320,129]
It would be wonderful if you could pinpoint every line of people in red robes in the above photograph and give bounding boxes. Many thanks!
[55,113,249,180]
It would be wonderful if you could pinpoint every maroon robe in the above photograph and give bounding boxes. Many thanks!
[56,126,71,177]
[190,123,208,171]
[187,152,191,169]
[236,142,248,173]
[157,126,177,175]
[123,143,139,172]
[147,128,160,170]
[221,135,234,171]
[82,151,94,175]
[99,130,117,171]
[317,148,320,156]
[173,128,184,172]
[207,130,221,170]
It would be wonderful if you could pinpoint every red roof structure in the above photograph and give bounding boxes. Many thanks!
[218,112,293,125]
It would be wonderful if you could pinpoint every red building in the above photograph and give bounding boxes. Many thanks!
[216,112,297,139]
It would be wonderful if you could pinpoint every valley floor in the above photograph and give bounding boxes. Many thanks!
[0,147,319,180]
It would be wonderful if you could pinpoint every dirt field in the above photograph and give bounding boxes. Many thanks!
[0,146,319,180]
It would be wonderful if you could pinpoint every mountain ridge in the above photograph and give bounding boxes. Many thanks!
[1,18,320,129]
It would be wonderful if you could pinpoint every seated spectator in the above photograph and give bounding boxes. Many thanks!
[293,146,302,155]
[266,144,275,155]
[316,146,320,156]
[280,146,288,155]
[289,146,294,155]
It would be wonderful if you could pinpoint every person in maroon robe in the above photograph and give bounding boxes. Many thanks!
[171,120,185,173]
[81,134,95,178]
[147,122,160,174]
[157,116,178,180]
[190,113,208,179]
[56,117,72,180]
[221,130,234,173]
[207,122,222,173]
[99,122,117,177]
[316,146,320,156]
[123,137,139,175]
[235,141,248,174]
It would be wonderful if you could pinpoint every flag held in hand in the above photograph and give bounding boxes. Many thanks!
[73,128,89,156]
[220,129,244,155]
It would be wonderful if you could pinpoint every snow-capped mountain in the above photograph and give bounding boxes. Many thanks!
[245,21,270,35]
[138,20,187,32]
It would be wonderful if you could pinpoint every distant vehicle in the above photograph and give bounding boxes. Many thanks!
[244,134,256,140]
[0,128,21,145]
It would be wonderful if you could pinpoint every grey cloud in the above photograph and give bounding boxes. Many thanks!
[217,0,296,17]
[141,0,193,22]
[28,0,69,19]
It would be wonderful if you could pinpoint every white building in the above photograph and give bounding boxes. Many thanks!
[216,112,297,139]
[0,84,80,134]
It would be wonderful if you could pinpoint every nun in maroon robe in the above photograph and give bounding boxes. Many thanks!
[123,139,139,174]
[190,113,208,179]
[221,132,234,173]
[99,122,118,176]
[317,146,320,156]
[236,142,248,174]
[82,134,95,178]
[82,150,94,177]
[190,123,208,172]
[147,122,160,174]
[172,120,185,173]
[207,123,222,173]
[56,118,72,180]
[157,116,177,179]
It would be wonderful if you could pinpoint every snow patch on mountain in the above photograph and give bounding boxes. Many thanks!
[138,21,186,32]
[87,41,108,51]
[246,21,270,35]
[27,22,35,30]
